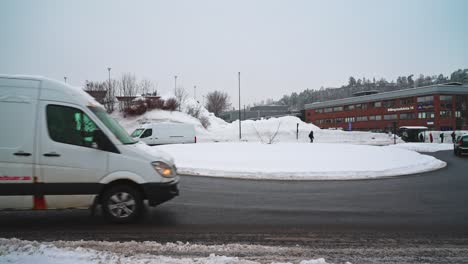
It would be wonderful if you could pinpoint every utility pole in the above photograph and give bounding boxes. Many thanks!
[107,67,111,90]
[64,76,67,83]
[238,72,241,140]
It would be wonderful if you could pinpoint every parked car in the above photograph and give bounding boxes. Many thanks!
[0,75,179,223]
[131,122,196,145]
[454,134,468,156]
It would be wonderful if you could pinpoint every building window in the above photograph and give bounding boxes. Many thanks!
[383,100,396,108]
[333,106,343,112]
[417,96,434,110]
[344,105,355,111]
[376,115,382,120]
[383,114,397,120]
[455,111,461,118]
[440,111,452,118]
[400,98,413,106]
[316,109,323,113]
[374,101,382,107]
[355,104,367,110]
[335,118,343,123]
[344,117,355,123]
[440,95,453,109]
[324,107,333,113]
[356,116,368,122]
[307,112,311,116]
[325,119,333,123]
[418,112,435,119]
[400,113,416,120]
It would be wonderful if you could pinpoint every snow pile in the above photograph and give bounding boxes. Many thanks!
[156,142,446,180]
[114,98,401,145]
[0,238,341,264]
[388,143,454,153]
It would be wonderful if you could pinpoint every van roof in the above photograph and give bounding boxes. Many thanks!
[0,74,102,108]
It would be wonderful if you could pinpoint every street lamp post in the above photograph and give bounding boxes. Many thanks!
[174,75,178,95]
[238,72,241,140]
[107,67,111,89]
[194,85,196,100]
[64,76,67,83]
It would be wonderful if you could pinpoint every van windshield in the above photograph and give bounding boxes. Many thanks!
[131,128,144,138]
[89,106,137,144]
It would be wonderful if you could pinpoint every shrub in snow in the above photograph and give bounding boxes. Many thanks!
[124,100,147,116]
[164,98,179,111]
[199,115,211,129]
[146,98,165,110]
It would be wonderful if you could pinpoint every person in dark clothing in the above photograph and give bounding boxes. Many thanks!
[440,132,444,143]
[451,131,456,143]
[308,130,314,143]
[419,133,424,142]
[429,132,433,143]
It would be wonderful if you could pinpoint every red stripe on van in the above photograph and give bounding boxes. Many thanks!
[33,196,47,210]
[0,176,32,181]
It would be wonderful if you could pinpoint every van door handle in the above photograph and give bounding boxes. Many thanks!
[43,152,61,157]
[14,151,32,156]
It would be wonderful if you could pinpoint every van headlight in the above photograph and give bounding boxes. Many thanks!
[152,161,176,178]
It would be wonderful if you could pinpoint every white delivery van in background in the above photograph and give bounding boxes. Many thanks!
[131,122,196,145]
[0,75,179,223]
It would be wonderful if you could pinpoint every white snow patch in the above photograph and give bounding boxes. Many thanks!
[0,238,339,264]
[155,142,446,180]
[388,143,454,153]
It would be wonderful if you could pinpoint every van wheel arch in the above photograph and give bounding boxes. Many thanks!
[98,179,145,204]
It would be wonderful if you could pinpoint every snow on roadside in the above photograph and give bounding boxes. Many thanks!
[155,142,446,180]
[0,238,342,264]
[388,143,454,153]
[114,102,401,145]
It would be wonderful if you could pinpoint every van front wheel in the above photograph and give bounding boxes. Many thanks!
[101,185,144,223]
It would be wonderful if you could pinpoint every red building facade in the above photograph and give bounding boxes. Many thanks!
[304,84,468,131]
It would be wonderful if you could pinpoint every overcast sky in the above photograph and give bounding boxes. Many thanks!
[1,0,467,106]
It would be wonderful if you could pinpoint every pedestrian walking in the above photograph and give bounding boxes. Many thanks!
[308,130,314,143]
[429,132,433,143]
[451,131,456,143]
[419,132,424,142]
[440,132,444,143]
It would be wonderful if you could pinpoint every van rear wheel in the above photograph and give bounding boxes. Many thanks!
[101,185,143,223]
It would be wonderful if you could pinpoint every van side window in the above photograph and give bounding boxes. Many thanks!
[140,129,152,138]
[46,105,97,148]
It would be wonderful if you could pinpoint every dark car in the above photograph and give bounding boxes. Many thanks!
[454,134,468,156]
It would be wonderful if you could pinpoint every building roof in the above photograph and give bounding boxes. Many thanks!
[304,84,468,110]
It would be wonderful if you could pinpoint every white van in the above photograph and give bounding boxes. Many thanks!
[0,75,179,223]
[131,123,196,145]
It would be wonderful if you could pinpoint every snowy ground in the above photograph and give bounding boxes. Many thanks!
[155,142,446,180]
[388,143,454,153]
[115,98,402,145]
[0,238,344,264]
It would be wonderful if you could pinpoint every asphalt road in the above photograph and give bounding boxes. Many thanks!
[1,150,468,263]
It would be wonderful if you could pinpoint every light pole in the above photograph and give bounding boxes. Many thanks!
[174,75,178,95]
[194,85,197,100]
[107,67,111,90]
[238,72,241,140]
[64,76,67,83]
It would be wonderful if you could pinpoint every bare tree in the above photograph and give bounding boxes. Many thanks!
[139,79,155,96]
[175,86,188,110]
[118,73,139,111]
[205,91,230,117]
[253,121,282,144]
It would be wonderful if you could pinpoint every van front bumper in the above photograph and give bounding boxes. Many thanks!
[143,181,179,206]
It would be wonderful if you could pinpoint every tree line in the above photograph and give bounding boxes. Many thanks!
[277,68,468,110]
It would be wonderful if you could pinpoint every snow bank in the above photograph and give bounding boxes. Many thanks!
[388,143,454,153]
[156,142,446,180]
[0,238,340,264]
[114,98,401,145]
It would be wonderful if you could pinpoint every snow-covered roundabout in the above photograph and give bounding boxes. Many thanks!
[156,142,447,181]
